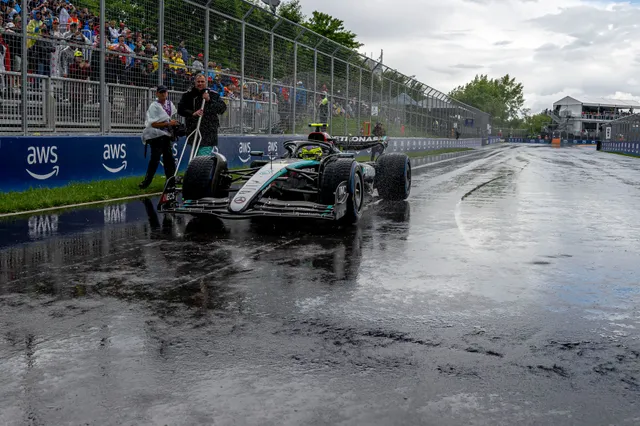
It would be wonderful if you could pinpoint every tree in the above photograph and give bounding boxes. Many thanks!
[302,11,363,49]
[448,74,525,125]
[278,0,305,24]
[523,112,552,136]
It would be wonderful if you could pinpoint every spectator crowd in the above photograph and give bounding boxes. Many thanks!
[0,0,273,98]
[0,0,381,134]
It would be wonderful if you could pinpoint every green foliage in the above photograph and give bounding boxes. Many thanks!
[448,74,525,125]
[278,0,305,24]
[302,11,363,49]
[523,113,552,136]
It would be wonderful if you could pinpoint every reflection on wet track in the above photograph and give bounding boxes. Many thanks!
[1,144,640,425]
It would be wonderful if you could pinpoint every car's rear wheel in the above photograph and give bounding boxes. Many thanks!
[321,158,364,224]
[182,155,228,201]
[375,153,411,201]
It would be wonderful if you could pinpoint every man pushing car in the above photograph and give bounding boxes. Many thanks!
[178,73,227,156]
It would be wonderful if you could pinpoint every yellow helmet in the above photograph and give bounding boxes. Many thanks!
[299,146,323,160]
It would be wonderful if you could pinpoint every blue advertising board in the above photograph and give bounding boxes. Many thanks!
[507,138,598,145]
[601,141,640,156]
[0,134,484,192]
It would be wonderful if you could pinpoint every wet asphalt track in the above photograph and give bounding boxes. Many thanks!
[1,144,640,426]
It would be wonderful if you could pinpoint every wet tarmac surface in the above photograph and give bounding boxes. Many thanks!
[1,144,640,425]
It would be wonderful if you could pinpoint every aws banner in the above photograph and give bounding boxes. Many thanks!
[601,141,640,156]
[0,135,482,192]
[0,135,295,192]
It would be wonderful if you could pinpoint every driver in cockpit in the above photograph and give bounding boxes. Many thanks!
[298,145,324,160]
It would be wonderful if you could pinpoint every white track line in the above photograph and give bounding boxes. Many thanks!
[412,148,494,171]
[0,192,162,219]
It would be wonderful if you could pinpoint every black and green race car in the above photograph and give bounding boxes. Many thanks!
[157,124,411,225]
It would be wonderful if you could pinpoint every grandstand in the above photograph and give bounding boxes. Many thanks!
[546,96,640,140]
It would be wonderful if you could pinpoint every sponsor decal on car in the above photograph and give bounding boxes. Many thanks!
[335,181,349,204]
[334,136,382,143]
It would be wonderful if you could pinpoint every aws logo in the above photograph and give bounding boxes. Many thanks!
[267,141,278,160]
[103,144,127,173]
[104,204,126,224]
[26,146,59,180]
[239,142,252,163]
[28,214,58,239]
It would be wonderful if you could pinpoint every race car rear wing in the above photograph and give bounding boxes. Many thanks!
[332,135,388,152]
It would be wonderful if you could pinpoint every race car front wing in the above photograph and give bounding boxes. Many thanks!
[160,196,346,221]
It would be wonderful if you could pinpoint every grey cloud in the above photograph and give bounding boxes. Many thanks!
[300,0,455,40]
[535,43,558,51]
[452,64,484,69]
[493,40,512,46]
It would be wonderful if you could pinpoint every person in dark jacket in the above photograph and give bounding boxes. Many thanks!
[177,73,227,156]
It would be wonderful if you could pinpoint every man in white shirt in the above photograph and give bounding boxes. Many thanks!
[140,85,179,189]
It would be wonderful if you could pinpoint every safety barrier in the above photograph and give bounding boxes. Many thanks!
[0,135,486,192]
[507,138,598,145]
[600,141,640,156]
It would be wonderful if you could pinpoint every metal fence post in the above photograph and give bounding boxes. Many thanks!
[313,49,317,123]
[358,67,362,136]
[345,61,349,135]
[293,41,298,134]
[241,6,255,136]
[21,0,28,135]
[99,0,106,134]
[370,61,379,134]
[204,2,211,77]
[330,56,334,134]
[388,76,392,133]
[158,0,164,85]
[379,74,384,129]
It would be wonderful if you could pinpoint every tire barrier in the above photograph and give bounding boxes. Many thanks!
[0,135,489,192]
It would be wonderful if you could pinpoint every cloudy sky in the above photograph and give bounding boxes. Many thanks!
[297,0,640,113]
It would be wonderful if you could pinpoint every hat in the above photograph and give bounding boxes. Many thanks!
[156,85,168,93]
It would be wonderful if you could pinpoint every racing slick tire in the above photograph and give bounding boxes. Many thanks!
[321,158,364,224]
[182,155,228,201]
[375,153,411,201]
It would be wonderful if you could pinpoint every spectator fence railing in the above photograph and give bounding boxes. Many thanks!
[1,0,492,138]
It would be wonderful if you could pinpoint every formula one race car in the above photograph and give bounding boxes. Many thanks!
[157,124,411,225]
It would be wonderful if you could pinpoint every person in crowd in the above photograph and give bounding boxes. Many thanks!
[139,85,178,189]
[178,73,227,156]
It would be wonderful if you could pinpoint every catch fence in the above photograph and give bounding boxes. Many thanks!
[0,0,492,138]
[604,113,640,142]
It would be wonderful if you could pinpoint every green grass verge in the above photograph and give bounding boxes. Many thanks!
[0,147,475,215]
[0,175,167,215]
[603,151,640,158]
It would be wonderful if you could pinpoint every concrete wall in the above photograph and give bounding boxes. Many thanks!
[0,135,500,192]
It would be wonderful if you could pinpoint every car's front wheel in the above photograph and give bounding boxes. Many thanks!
[182,154,229,201]
[321,158,364,224]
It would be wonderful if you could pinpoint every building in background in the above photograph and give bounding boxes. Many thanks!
[547,96,640,140]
